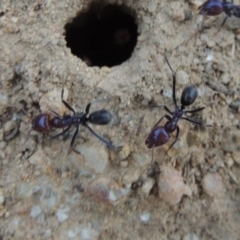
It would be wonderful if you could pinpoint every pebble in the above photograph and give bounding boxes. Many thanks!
[3,120,19,141]
[17,183,33,199]
[132,153,151,168]
[170,2,185,22]
[122,170,141,188]
[56,205,70,223]
[39,88,69,114]
[232,151,240,165]
[158,166,192,205]
[118,143,131,160]
[29,149,45,165]
[85,177,130,205]
[141,178,155,196]
[0,188,4,205]
[75,144,109,173]
[30,205,42,218]
[0,141,6,149]
[201,173,224,198]
[176,70,189,85]
[221,129,240,152]
[0,94,8,115]
[183,233,199,240]
[81,227,99,240]
[0,129,3,141]
[140,212,150,223]
[43,229,52,238]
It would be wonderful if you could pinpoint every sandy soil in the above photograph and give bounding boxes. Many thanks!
[1,0,240,239]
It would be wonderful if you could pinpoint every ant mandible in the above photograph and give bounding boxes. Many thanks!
[32,89,115,149]
[145,57,205,149]
[198,0,240,30]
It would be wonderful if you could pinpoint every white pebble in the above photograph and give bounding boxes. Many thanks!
[202,173,224,197]
[140,213,150,223]
[56,205,70,223]
[30,205,42,218]
[81,228,99,240]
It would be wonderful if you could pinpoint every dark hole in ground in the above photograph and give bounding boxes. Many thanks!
[64,2,138,67]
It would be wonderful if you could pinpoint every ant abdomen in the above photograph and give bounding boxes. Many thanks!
[89,110,112,125]
[32,113,51,133]
[180,85,198,107]
[145,126,170,148]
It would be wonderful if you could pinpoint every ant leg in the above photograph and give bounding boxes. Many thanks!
[168,125,180,150]
[181,117,203,125]
[51,125,71,139]
[184,107,205,114]
[70,125,80,147]
[152,114,171,129]
[164,106,173,115]
[164,56,178,107]
[61,89,75,115]
[85,103,91,115]
[84,123,115,150]
[215,16,228,34]
[151,146,155,164]
[49,110,62,117]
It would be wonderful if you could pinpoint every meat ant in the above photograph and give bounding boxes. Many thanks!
[198,0,240,30]
[145,57,205,150]
[32,89,115,149]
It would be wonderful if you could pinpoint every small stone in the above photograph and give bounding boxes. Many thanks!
[85,177,130,205]
[30,205,42,218]
[56,205,70,223]
[122,170,141,188]
[43,229,52,238]
[29,149,45,165]
[75,144,109,173]
[120,160,128,167]
[17,183,33,199]
[3,120,16,133]
[202,173,224,198]
[40,187,59,214]
[0,94,8,115]
[68,226,82,238]
[39,88,68,114]
[141,178,155,196]
[132,153,151,167]
[220,72,230,85]
[183,233,199,240]
[3,120,18,141]
[231,151,240,165]
[170,2,185,22]
[118,144,131,160]
[0,141,6,149]
[0,188,4,205]
[81,227,99,240]
[0,129,4,141]
[140,212,150,223]
[176,70,189,85]
[158,166,192,205]
[221,129,240,152]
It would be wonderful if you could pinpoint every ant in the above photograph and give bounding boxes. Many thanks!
[145,57,205,150]
[32,89,115,149]
[198,0,240,30]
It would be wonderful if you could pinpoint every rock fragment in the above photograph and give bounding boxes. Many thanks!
[201,173,224,197]
[158,166,192,205]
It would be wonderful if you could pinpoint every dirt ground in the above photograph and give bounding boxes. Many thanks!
[1,0,240,239]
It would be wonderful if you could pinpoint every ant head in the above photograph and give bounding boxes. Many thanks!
[181,84,198,107]
[89,110,112,125]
